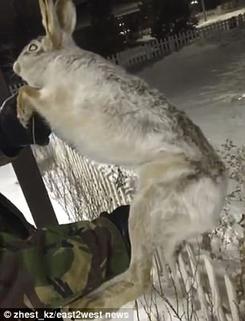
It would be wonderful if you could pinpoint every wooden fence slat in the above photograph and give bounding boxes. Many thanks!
[109,13,244,69]
[185,245,210,321]
[224,274,240,321]
[202,255,227,321]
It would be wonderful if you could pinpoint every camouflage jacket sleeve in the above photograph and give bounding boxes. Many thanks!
[0,217,130,309]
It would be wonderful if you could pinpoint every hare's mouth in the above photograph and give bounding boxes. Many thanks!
[13,62,21,75]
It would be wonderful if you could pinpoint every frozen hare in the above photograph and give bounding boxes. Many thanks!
[13,0,227,309]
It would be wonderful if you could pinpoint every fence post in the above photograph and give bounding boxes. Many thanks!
[168,35,176,53]
[12,148,58,227]
[237,14,244,28]
[0,69,58,227]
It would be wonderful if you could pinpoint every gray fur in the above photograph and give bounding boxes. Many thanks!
[13,0,227,309]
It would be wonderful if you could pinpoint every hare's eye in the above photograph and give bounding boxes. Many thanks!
[28,43,39,52]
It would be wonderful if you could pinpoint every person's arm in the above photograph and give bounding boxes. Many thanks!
[0,93,51,160]
[0,151,11,166]
[0,205,130,309]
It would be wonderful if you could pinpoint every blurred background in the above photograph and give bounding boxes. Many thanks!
[0,0,244,79]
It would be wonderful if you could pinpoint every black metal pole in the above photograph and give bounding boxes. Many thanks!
[12,147,58,227]
[200,0,207,22]
[0,69,58,227]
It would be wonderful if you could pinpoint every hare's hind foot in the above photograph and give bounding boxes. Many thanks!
[17,85,40,128]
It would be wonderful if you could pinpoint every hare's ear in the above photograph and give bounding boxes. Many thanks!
[55,0,77,35]
[39,0,62,48]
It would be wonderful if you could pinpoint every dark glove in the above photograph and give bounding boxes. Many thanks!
[0,93,51,157]
[0,192,35,239]
[101,205,131,255]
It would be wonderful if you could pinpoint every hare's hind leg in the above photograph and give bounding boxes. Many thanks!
[17,85,41,128]
[70,187,156,310]
[153,174,227,268]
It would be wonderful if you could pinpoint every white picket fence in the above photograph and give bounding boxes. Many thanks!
[9,13,245,94]
[149,243,242,321]
[177,245,241,321]
[108,13,245,70]
[8,13,245,320]
[151,242,242,321]
[9,93,243,319]
[34,137,243,321]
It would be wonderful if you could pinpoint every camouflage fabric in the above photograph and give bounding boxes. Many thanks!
[0,217,130,309]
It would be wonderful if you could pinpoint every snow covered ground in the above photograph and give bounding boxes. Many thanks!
[0,21,244,321]
[138,29,245,148]
[136,28,245,320]
[1,27,245,230]
[198,7,245,27]
[0,163,71,226]
[0,164,35,224]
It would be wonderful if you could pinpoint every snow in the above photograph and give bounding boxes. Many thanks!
[136,35,157,43]
[136,28,245,320]
[1,19,245,321]
[138,29,245,148]
[198,8,245,27]
[112,2,141,17]
[2,27,245,228]
[0,163,34,225]
[0,163,71,226]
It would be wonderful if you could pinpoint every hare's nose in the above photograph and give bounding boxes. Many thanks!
[13,62,21,75]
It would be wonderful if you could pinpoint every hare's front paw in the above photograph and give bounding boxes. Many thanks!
[17,87,33,128]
